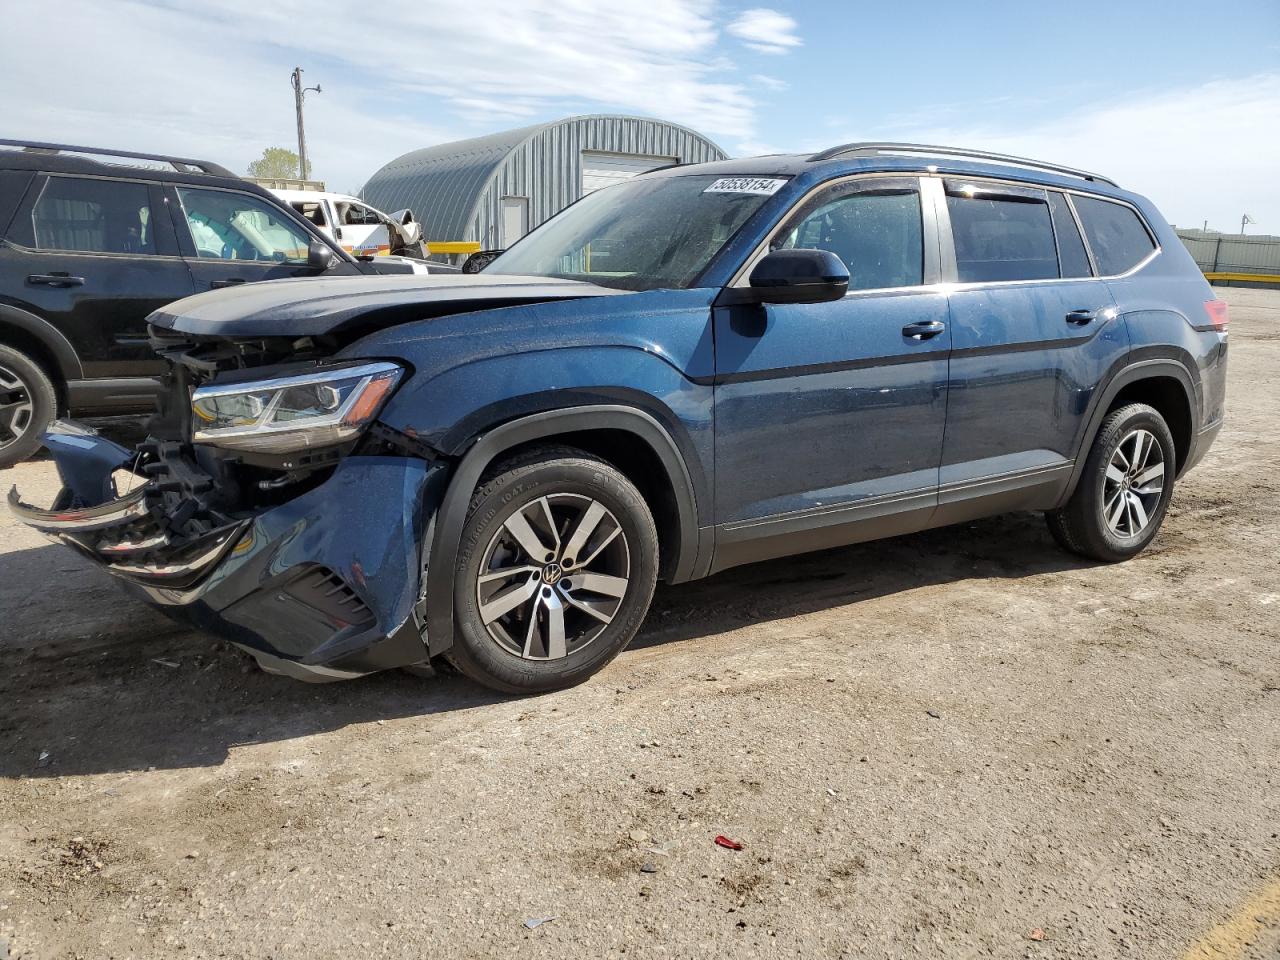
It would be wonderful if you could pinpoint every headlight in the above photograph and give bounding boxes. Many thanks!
[191,361,403,453]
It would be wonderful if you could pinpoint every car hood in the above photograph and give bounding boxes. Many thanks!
[148,274,626,338]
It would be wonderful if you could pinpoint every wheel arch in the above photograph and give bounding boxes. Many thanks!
[1058,358,1197,506]
[0,304,83,409]
[421,404,707,657]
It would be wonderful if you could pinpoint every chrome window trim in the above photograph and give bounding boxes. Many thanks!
[728,171,1163,292]
[0,242,188,264]
[1059,191,1099,277]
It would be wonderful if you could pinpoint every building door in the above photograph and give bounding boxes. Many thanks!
[501,197,528,247]
[580,152,676,194]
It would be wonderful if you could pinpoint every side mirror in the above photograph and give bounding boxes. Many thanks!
[747,249,849,304]
[461,249,504,274]
[307,239,336,270]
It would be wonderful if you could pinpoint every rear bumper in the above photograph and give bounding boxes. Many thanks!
[9,422,447,680]
[1182,415,1224,476]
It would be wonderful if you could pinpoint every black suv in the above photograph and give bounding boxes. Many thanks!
[0,140,427,467]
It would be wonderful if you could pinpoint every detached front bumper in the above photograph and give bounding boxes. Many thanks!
[9,422,448,680]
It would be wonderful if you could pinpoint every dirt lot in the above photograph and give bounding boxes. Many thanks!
[1,288,1277,960]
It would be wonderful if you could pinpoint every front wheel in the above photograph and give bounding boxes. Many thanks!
[1047,402,1176,562]
[449,447,659,694]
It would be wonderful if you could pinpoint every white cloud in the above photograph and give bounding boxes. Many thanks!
[750,74,790,92]
[0,0,759,194]
[833,74,1280,233]
[727,8,802,55]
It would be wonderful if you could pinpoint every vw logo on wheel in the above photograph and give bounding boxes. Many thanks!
[541,562,564,585]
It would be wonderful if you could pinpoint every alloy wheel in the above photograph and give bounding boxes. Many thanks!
[0,363,34,451]
[475,493,631,660]
[1102,427,1165,539]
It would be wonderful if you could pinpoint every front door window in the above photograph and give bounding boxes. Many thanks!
[177,188,312,263]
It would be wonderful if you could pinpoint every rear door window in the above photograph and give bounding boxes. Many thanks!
[774,185,924,291]
[32,176,156,255]
[946,186,1057,282]
[0,170,34,236]
[1072,195,1156,276]
[1048,191,1092,278]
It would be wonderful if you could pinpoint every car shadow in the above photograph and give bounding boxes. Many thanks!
[0,509,1092,779]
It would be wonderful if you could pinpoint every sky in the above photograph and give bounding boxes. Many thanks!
[4,0,1279,233]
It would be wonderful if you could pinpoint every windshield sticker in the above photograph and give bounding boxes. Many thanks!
[702,177,787,196]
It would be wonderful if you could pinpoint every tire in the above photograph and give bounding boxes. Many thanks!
[1047,403,1176,563]
[448,446,659,694]
[0,345,56,470]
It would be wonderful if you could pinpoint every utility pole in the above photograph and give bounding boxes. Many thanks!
[290,67,321,180]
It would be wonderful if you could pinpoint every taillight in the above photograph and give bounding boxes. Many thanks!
[1204,299,1229,329]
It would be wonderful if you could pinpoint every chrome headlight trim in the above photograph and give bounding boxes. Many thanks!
[191,361,403,453]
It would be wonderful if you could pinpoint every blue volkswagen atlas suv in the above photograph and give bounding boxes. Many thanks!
[9,143,1228,693]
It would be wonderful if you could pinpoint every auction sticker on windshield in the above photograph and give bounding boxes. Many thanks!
[703,177,788,196]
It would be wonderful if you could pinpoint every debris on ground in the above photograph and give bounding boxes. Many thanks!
[926,709,942,719]
[1028,928,1046,941]
[640,862,658,873]
[714,835,744,850]
[524,916,557,930]
[151,658,180,669]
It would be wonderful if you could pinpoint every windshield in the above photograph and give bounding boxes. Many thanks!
[485,174,785,291]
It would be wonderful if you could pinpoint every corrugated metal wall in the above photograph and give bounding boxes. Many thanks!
[470,116,726,248]
[1178,230,1280,275]
[362,115,727,249]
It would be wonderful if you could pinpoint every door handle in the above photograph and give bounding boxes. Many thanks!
[902,320,946,341]
[209,278,247,289]
[28,273,85,288]
[1065,309,1096,325]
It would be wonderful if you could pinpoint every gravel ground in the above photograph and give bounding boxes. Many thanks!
[1,288,1277,960]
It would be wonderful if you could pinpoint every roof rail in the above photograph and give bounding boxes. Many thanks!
[0,139,235,178]
[808,142,1118,187]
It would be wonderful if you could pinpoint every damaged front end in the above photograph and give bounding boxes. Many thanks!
[8,327,448,681]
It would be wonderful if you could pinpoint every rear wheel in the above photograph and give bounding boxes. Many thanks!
[449,448,659,694]
[0,345,56,470]
[1047,402,1176,562]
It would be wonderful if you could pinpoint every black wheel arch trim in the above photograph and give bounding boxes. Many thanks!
[0,303,83,380]
[1057,357,1198,508]
[421,404,704,657]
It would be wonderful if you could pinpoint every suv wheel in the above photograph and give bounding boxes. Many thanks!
[449,447,659,694]
[1047,403,1176,562]
[0,346,56,470]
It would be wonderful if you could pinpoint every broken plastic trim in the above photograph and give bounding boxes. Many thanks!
[102,522,249,586]
[7,484,152,532]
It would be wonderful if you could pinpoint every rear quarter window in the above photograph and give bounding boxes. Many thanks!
[1071,195,1156,276]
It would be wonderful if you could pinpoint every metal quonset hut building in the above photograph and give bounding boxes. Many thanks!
[360,115,728,252]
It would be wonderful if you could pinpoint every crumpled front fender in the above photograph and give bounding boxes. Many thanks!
[8,420,449,678]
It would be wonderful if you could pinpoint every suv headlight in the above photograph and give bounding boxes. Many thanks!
[191,361,403,453]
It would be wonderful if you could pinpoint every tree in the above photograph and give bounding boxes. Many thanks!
[246,146,309,180]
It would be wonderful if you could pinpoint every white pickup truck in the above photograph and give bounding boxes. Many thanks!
[271,189,429,263]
